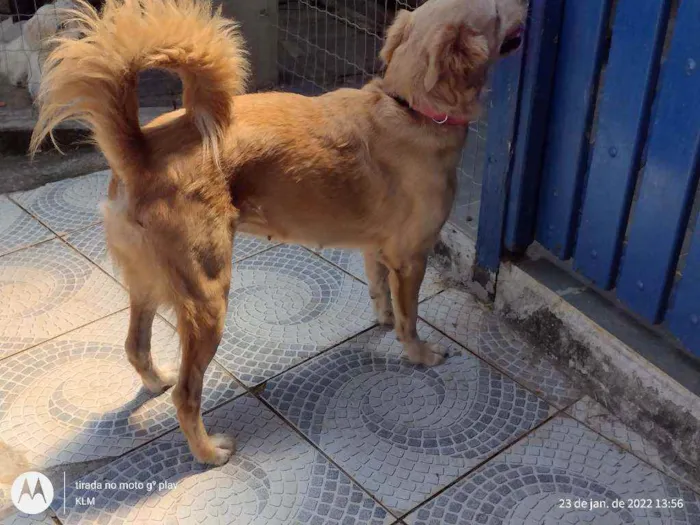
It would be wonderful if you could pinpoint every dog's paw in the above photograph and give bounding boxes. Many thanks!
[197,434,236,466]
[141,366,179,395]
[405,342,446,367]
[377,309,394,327]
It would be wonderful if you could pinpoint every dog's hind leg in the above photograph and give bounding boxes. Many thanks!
[172,281,232,465]
[170,233,234,465]
[125,293,178,394]
[104,179,177,395]
[364,250,394,326]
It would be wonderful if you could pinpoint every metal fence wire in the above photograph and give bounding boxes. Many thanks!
[0,0,486,237]
[0,0,182,113]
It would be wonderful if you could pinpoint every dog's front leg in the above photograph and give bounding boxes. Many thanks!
[386,253,445,366]
[364,250,394,326]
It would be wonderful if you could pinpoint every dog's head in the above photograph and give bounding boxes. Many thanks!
[380,0,527,121]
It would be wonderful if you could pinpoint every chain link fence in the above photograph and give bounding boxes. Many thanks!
[0,0,182,116]
[0,0,486,237]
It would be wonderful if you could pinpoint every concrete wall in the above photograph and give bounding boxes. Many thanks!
[219,0,278,89]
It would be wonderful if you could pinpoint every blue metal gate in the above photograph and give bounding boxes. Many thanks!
[477,0,700,359]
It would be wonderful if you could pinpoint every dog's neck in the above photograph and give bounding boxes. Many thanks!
[388,94,469,127]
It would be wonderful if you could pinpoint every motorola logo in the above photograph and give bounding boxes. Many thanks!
[11,472,54,515]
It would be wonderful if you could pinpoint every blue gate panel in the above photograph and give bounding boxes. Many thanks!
[667,214,700,358]
[504,0,564,253]
[616,0,700,323]
[476,51,524,274]
[573,0,671,289]
[534,0,612,259]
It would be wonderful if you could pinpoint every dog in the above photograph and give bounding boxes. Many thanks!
[30,0,526,465]
[0,0,76,98]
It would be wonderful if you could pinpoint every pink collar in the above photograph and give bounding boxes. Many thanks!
[390,94,470,127]
[412,103,470,127]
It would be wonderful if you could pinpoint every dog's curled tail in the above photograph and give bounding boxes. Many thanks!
[30,0,248,173]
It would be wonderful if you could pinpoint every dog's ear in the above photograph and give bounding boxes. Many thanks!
[424,23,490,93]
[380,9,413,65]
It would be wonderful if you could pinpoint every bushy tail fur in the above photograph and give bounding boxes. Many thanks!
[30,0,248,176]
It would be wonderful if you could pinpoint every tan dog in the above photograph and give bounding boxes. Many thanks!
[31,0,526,465]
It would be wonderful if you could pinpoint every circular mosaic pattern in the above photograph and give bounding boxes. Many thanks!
[477,316,578,405]
[318,247,445,300]
[0,239,128,358]
[414,463,641,525]
[65,223,116,280]
[412,465,700,525]
[232,234,277,262]
[216,244,375,385]
[57,397,390,525]
[419,289,580,407]
[0,313,241,466]
[142,448,387,525]
[318,248,368,282]
[0,247,90,319]
[12,172,109,234]
[230,247,343,331]
[49,358,141,419]
[157,454,273,525]
[1,342,166,447]
[296,347,547,458]
[357,368,463,452]
[264,326,552,512]
[410,418,700,525]
[0,196,54,256]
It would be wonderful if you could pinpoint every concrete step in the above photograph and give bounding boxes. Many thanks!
[0,106,173,193]
[0,146,107,194]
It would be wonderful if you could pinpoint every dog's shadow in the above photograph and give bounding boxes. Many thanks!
[43,383,268,520]
[3,380,214,520]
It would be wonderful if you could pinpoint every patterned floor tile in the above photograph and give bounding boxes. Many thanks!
[0,196,55,256]
[65,223,117,280]
[215,244,377,386]
[262,323,554,514]
[0,311,242,469]
[66,223,278,285]
[53,395,392,525]
[234,234,279,260]
[419,289,581,408]
[567,396,700,494]
[317,248,446,301]
[406,416,700,525]
[0,239,128,358]
[0,511,56,524]
[10,172,110,235]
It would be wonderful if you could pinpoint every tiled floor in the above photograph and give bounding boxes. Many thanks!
[1,171,699,524]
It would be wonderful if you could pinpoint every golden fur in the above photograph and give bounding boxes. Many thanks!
[31,0,526,465]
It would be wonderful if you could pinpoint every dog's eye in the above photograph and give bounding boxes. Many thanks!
[500,26,524,55]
